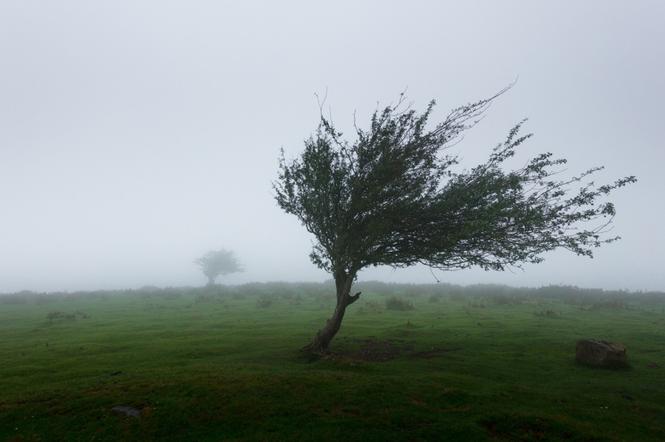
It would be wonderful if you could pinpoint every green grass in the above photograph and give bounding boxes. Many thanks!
[1,284,664,441]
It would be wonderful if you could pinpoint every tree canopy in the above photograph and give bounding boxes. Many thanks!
[195,249,242,286]
[274,90,636,352]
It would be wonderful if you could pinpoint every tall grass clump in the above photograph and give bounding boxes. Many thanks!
[385,296,415,311]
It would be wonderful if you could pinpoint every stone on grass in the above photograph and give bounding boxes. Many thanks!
[575,339,628,368]
[111,405,141,418]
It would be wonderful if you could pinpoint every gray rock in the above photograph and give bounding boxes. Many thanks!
[111,405,141,418]
[576,339,628,368]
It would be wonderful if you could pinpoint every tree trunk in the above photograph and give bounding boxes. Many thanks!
[206,275,215,287]
[303,271,360,354]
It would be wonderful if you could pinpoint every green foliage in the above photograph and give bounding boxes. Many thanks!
[534,309,561,318]
[275,90,636,277]
[194,249,242,285]
[46,310,89,322]
[256,294,274,308]
[385,296,415,311]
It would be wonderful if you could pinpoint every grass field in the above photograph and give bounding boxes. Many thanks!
[1,282,664,441]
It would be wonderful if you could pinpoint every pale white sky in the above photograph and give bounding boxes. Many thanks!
[1,1,663,292]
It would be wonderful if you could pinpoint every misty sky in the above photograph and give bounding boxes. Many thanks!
[1,1,663,293]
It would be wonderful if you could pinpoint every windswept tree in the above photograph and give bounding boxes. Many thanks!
[274,89,636,354]
[195,249,242,286]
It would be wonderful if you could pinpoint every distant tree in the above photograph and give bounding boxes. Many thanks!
[195,249,242,286]
[274,89,636,353]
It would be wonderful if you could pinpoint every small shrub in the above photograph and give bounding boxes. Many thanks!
[534,309,560,318]
[256,295,273,308]
[288,294,303,305]
[429,294,443,303]
[488,295,524,306]
[194,294,224,304]
[358,300,383,314]
[46,311,89,322]
[232,291,246,300]
[589,300,628,310]
[385,297,414,311]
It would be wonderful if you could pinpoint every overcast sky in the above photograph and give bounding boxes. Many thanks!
[1,1,663,293]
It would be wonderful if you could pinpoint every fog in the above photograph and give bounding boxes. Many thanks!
[1,1,663,293]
